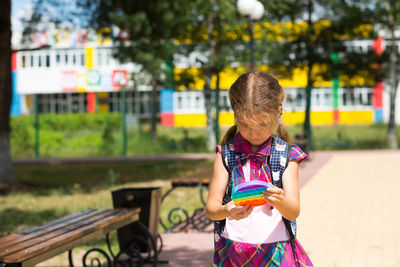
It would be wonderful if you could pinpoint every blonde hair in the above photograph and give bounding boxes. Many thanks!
[221,71,290,145]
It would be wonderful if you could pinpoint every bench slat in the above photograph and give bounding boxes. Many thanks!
[20,209,140,267]
[0,209,117,259]
[18,209,96,235]
[3,208,140,264]
[0,209,95,247]
[0,209,102,251]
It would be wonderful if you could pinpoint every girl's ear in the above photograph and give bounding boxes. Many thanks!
[277,105,283,124]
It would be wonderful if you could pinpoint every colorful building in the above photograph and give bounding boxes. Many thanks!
[11,29,154,119]
[10,29,400,126]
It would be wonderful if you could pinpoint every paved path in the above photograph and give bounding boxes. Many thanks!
[298,150,400,267]
[156,150,400,267]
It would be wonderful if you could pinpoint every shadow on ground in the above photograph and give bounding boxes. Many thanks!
[156,245,213,267]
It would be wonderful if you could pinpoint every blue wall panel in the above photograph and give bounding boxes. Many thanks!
[160,88,174,112]
[10,71,21,116]
[374,108,383,123]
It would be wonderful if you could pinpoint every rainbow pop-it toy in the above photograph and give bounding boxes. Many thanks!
[232,180,273,207]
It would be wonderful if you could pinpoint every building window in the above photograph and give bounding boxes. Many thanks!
[46,54,50,67]
[186,95,191,109]
[97,52,102,66]
[286,94,293,105]
[296,93,304,108]
[21,55,26,68]
[177,96,182,110]
[106,53,111,65]
[56,54,61,66]
[315,93,320,106]
[324,93,331,106]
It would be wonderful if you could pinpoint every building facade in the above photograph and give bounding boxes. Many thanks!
[10,30,400,126]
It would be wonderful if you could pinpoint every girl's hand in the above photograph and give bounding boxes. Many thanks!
[225,201,253,220]
[263,186,284,207]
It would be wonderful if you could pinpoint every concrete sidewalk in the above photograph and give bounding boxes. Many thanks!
[156,150,400,267]
[298,150,400,267]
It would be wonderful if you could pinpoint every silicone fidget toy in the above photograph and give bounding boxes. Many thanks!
[232,180,273,207]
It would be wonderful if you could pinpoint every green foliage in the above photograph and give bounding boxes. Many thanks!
[100,116,116,156]
[82,0,194,76]
[175,0,243,81]
[10,113,209,158]
[10,116,35,158]
[39,130,64,157]
[10,113,121,158]
[107,169,117,186]
[287,123,400,150]
[10,113,400,159]
[262,0,375,79]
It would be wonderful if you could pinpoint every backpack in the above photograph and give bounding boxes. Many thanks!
[214,136,296,244]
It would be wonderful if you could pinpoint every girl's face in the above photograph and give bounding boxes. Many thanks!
[236,113,277,146]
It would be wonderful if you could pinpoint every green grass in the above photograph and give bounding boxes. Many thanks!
[290,123,400,150]
[2,159,213,235]
[1,159,213,265]
[11,113,400,159]
[14,160,211,188]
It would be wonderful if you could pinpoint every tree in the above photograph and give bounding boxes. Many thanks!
[176,0,249,150]
[261,0,375,150]
[0,0,15,183]
[23,0,194,141]
[374,0,399,149]
[78,0,194,141]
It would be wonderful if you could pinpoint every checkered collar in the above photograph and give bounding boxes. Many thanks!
[233,133,272,156]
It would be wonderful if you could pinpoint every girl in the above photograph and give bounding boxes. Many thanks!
[206,71,313,266]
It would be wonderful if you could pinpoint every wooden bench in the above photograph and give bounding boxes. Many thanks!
[0,208,141,267]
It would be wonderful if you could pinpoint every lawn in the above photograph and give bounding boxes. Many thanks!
[0,159,213,266]
[10,113,400,159]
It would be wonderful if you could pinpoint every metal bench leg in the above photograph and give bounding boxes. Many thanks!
[68,249,75,267]
[68,240,113,267]
[114,221,161,266]
[159,186,177,231]
[82,248,112,267]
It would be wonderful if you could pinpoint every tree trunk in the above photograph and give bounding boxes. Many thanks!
[0,0,15,183]
[303,67,313,151]
[150,74,158,141]
[303,0,314,151]
[214,72,220,146]
[385,1,398,149]
[204,9,216,151]
[204,72,216,151]
[387,85,398,149]
[387,40,398,149]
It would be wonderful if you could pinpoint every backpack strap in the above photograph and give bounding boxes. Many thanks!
[270,137,298,262]
[221,140,235,175]
[214,139,235,244]
[270,136,297,237]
